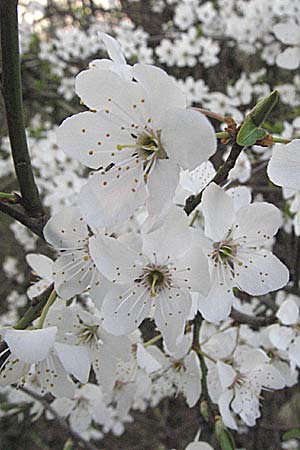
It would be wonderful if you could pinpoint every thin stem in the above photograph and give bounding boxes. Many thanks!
[215,131,231,139]
[271,136,291,144]
[0,192,17,201]
[184,142,244,215]
[14,284,54,330]
[18,386,99,450]
[36,290,57,329]
[189,209,199,227]
[0,0,44,217]
[0,202,47,239]
[194,347,217,364]
[192,107,226,123]
[144,334,162,348]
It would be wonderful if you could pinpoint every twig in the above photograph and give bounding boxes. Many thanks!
[14,283,54,330]
[0,201,47,239]
[192,107,227,123]
[184,142,244,215]
[18,386,99,450]
[230,308,276,329]
[0,0,44,218]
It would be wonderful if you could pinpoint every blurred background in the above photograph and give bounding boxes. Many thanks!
[0,0,300,449]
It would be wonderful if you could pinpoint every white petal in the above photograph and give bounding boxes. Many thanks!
[254,364,285,390]
[89,234,142,283]
[54,342,91,383]
[231,386,260,426]
[198,285,234,323]
[153,288,192,347]
[276,47,300,70]
[201,183,235,241]
[132,64,186,127]
[276,298,299,325]
[146,159,180,216]
[186,443,214,450]
[232,202,282,241]
[26,254,53,283]
[136,343,162,373]
[0,356,26,386]
[181,351,202,407]
[288,335,300,367]
[267,140,300,190]
[218,390,237,430]
[235,250,289,296]
[27,279,52,300]
[102,284,152,335]
[75,68,147,114]
[217,361,236,390]
[160,108,217,169]
[52,251,95,300]
[43,207,89,249]
[273,21,300,45]
[57,111,136,169]
[268,324,295,351]
[172,246,210,296]
[101,32,126,64]
[4,327,57,364]
[79,163,147,228]
[226,186,251,211]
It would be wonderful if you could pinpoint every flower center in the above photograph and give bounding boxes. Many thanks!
[77,324,99,346]
[211,240,238,265]
[117,130,167,160]
[135,264,172,297]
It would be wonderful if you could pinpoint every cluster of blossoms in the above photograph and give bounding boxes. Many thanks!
[1,29,299,450]
[1,1,300,448]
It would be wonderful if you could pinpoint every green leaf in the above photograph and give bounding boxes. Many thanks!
[282,429,300,441]
[236,116,267,146]
[237,90,279,146]
[250,90,279,127]
[215,418,236,450]
[218,429,236,450]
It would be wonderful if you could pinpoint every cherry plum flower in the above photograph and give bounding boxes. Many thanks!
[89,209,210,346]
[0,327,90,398]
[43,206,110,302]
[273,19,300,70]
[196,183,289,322]
[57,59,217,226]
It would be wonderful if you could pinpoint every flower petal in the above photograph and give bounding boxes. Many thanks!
[276,298,299,325]
[160,108,217,169]
[102,284,151,335]
[146,159,180,216]
[79,163,147,228]
[201,183,235,241]
[267,139,300,190]
[4,327,57,364]
[235,250,289,296]
[43,207,89,249]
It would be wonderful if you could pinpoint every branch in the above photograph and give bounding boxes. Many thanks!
[18,386,99,450]
[230,308,276,329]
[0,0,44,218]
[184,142,244,215]
[0,201,47,239]
[14,283,54,330]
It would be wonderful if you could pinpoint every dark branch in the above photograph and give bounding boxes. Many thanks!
[184,142,244,215]
[0,201,47,239]
[230,308,276,329]
[18,386,99,450]
[0,0,44,218]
